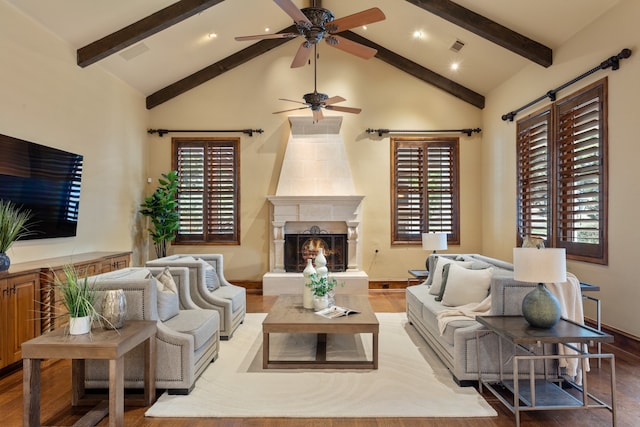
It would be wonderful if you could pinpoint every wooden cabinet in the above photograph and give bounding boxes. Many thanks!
[0,271,40,369]
[0,252,131,372]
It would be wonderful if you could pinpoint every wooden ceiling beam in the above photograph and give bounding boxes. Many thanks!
[404,0,552,67]
[340,31,485,109]
[146,26,297,109]
[77,0,226,68]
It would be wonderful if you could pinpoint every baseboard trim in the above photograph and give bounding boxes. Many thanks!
[585,317,640,355]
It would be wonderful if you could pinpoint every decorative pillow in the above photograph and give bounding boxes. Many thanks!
[154,268,179,321]
[522,236,545,249]
[435,263,453,302]
[440,263,493,307]
[204,264,220,291]
[428,257,473,296]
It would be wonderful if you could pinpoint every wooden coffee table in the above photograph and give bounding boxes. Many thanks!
[262,294,379,369]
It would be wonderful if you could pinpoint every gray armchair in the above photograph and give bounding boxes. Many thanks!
[146,254,246,339]
[85,266,220,395]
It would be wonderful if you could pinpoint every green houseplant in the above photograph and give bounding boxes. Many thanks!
[0,199,34,272]
[139,171,180,258]
[54,264,100,334]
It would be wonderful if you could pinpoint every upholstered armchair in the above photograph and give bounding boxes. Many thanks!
[85,266,220,395]
[146,254,246,339]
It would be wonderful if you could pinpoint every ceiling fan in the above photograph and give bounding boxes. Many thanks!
[273,46,362,122]
[235,0,385,68]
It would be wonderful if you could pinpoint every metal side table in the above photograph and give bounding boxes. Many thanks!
[476,316,616,426]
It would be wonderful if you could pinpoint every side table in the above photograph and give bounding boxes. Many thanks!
[407,269,429,286]
[22,320,157,427]
[476,316,616,427]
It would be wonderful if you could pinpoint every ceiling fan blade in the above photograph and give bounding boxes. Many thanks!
[235,33,297,41]
[313,108,324,122]
[274,0,311,25]
[291,42,312,68]
[329,7,386,33]
[323,96,346,105]
[273,106,308,114]
[327,35,377,59]
[279,98,306,105]
[325,105,362,114]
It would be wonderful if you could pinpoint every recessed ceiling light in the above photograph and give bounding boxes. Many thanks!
[413,30,423,39]
[265,27,270,32]
[450,62,460,71]
[208,32,218,39]
[362,25,368,30]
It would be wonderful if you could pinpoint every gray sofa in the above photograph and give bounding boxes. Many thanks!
[85,266,220,395]
[406,254,545,385]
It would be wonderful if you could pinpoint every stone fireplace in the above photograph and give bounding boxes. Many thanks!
[263,116,368,295]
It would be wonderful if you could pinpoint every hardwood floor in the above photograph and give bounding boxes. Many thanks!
[2,290,637,426]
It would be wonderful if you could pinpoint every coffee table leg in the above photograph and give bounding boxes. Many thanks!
[144,335,156,406]
[372,332,379,369]
[23,358,40,427]
[109,357,125,427]
[263,332,270,369]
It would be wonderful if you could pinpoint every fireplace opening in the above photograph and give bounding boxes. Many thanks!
[284,226,347,272]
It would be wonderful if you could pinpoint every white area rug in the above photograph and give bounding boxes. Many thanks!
[145,313,496,418]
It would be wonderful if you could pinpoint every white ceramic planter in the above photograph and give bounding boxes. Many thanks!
[69,316,91,335]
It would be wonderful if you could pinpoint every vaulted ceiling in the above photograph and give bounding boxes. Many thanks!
[8,0,620,109]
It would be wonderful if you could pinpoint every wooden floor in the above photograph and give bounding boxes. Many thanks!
[2,291,638,426]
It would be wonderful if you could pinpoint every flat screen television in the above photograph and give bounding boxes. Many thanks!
[0,133,83,240]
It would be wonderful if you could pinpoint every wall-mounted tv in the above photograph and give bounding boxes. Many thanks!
[0,133,83,240]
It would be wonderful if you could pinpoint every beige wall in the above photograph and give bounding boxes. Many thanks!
[0,2,149,266]
[148,44,484,281]
[481,0,640,336]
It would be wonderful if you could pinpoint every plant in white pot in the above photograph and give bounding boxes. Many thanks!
[0,199,34,272]
[55,265,100,335]
[307,273,339,311]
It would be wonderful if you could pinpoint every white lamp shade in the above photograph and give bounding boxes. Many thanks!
[422,232,448,251]
[513,248,567,284]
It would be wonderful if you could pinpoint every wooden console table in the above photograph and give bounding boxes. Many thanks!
[22,320,156,427]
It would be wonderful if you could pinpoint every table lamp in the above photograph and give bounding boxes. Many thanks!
[513,247,566,328]
[422,232,448,254]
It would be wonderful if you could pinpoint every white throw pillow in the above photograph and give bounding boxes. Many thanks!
[428,258,473,296]
[441,263,493,307]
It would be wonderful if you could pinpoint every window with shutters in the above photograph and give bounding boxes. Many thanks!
[391,137,460,245]
[516,78,607,264]
[172,137,240,245]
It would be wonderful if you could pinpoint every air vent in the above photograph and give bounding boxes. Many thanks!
[450,39,465,53]
[119,43,149,61]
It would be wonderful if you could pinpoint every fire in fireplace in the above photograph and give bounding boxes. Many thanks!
[284,226,347,272]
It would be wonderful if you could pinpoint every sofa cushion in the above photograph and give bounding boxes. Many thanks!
[428,257,473,296]
[441,264,493,307]
[165,309,219,351]
[213,284,245,312]
[202,263,220,291]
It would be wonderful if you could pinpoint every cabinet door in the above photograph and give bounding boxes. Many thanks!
[5,273,40,365]
[0,278,8,368]
[100,254,130,272]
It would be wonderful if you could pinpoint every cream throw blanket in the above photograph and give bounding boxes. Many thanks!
[436,272,588,381]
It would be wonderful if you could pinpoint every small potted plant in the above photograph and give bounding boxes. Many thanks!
[0,199,33,272]
[307,273,339,311]
[55,265,100,335]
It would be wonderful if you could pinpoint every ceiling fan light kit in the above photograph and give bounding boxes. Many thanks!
[237,0,383,122]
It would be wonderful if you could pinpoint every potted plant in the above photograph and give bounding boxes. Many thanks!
[0,199,33,272]
[55,265,100,335]
[307,273,339,310]
[139,171,180,258]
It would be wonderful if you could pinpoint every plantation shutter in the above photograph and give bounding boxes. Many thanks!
[206,143,239,241]
[516,109,552,245]
[555,82,607,261]
[393,143,425,242]
[392,138,459,244]
[174,138,240,244]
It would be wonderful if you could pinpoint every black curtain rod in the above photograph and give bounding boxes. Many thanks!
[366,128,481,137]
[502,48,632,122]
[148,128,264,137]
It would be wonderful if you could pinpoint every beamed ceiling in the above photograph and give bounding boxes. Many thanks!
[8,0,620,109]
